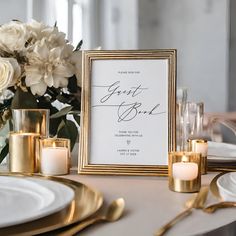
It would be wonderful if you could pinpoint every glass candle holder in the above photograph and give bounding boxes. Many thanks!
[9,132,40,173]
[168,152,201,193]
[188,139,208,175]
[177,102,204,151]
[12,109,49,137]
[39,138,70,176]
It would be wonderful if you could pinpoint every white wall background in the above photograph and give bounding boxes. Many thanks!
[138,0,229,113]
[0,0,27,23]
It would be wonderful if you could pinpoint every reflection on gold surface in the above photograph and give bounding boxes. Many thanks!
[210,172,225,200]
[0,173,103,235]
[9,133,40,173]
[12,109,49,137]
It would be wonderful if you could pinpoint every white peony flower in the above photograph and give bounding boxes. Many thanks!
[27,20,67,49]
[0,21,29,52]
[25,39,75,96]
[0,57,21,92]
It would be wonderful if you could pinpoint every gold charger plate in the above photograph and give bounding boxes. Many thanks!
[0,173,103,236]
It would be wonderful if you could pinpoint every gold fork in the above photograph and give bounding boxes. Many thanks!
[154,186,209,236]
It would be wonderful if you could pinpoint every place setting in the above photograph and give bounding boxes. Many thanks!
[0,104,124,235]
[0,173,103,235]
[0,107,105,235]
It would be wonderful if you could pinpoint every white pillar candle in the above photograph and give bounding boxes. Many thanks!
[41,146,68,175]
[195,142,208,157]
[172,162,198,180]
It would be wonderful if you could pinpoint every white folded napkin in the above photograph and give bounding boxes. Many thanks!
[217,172,236,201]
[208,141,236,159]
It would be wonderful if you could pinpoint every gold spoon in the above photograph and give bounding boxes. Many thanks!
[203,201,236,213]
[57,198,125,236]
[154,186,209,236]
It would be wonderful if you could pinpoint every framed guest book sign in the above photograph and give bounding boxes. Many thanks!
[78,50,176,176]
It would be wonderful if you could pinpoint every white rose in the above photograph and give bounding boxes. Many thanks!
[0,57,21,92]
[0,21,29,52]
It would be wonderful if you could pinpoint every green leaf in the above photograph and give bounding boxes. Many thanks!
[73,114,80,126]
[11,88,38,109]
[0,143,9,164]
[68,75,78,93]
[49,107,62,136]
[50,106,73,119]
[68,110,80,115]
[75,40,83,51]
[57,120,78,151]
[57,95,68,103]
[57,120,66,133]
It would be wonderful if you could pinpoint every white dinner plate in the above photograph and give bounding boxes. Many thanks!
[217,172,236,201]
[0,176,74,228]
[207,141,236,162]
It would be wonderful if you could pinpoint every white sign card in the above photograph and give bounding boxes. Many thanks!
[79,50,176,176]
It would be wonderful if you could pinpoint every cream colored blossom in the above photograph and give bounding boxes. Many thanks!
[0,21,28,52]
[25,39,75,96]
[0,57,21,92]
[27,20,67,49]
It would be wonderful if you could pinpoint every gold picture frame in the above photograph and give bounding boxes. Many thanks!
[78,50,176,176]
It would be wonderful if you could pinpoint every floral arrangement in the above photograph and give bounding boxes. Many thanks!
[0,19,82,162]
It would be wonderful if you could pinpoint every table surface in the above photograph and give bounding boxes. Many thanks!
[62,170,236,236]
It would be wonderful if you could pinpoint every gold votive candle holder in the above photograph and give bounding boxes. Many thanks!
[9,132,40,173]
[39,138,70,176]
[12,109,49,137]
[188,139,208,175]
[168,152,201,193]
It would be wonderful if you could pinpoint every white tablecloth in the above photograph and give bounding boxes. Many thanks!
[64,171,236,236]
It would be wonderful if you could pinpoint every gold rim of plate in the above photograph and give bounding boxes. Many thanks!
[210,172,227,200]
[0,173,103,236]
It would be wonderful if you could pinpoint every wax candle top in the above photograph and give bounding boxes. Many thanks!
[40,146,69,175]
[188,139,208,157]
[172,162,198,181]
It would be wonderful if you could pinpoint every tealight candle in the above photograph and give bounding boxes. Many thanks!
[172,162,198,180]
[39,138,70,176]
[168,152,201,193]
[188,139,208,174]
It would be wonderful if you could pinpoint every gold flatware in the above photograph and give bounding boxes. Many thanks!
[185,186,209,209]
[154,186,209,236]
[57,198,125,236]
[203,201,236,213]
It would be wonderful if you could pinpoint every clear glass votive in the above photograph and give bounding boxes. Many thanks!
[176,88,188,151]
[176,102,204,151]
[12,109,49,137]
[188,139,208,175]
[168,151,201,193]
[39,138,71,176]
